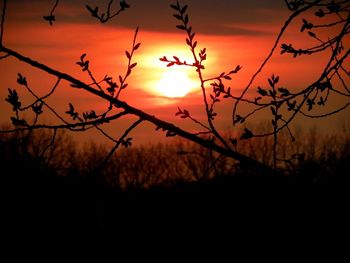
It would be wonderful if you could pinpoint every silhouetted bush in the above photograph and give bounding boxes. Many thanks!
[1,123,349,232]
[1,122,349,190]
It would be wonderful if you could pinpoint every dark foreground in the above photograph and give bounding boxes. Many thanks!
[2,129,349,235]
[2,162,348,234]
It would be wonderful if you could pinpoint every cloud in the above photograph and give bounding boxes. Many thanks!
[6,0,289,36]
[111,0,287,35]
[221,21,281,36]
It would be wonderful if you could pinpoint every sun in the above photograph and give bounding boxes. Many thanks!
[156,70,193,98]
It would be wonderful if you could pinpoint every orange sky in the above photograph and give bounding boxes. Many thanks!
[1,0,349,146]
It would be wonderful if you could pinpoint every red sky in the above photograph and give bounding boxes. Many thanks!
[1,0,349,146]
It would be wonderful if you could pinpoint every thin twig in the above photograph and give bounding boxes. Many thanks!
[43,0,59,26]
[94,125,118,143]
[98,118,143,170]
[40,128,57,162]
[22,80,70,125]
[116,27,139,99]
[0,53,9,59]
[50,0,59,17]
[0,111,128,133]
[313,18,347,28]
[20,78,61,111]
[173,4,232,150]
[87,0,129,23]
[87,68,103,92]
[300,102,350,118]
[202,154,223,179]
[0,0,7,45]
[232,1,322,125]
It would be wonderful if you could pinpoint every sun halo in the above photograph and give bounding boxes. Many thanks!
[156,69,194,98]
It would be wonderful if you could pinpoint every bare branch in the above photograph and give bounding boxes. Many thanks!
[232,0,322,125]
[170,3,232,150]
[300,102,350,118]
[1,45,273,173]
[86,0,130,23]
[4,1,348,176]
[43,0,59,26]
[116,27,140,99]
[0,0,7,45]
[20,78,61,111]
[19,77,69,125]
[0,111,128,133]
[0,53,9,59]
[94,125,118,143]
[40,128,57,162]
[98,118,143,169]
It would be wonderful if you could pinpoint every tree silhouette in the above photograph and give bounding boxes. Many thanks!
[0,0,349,175]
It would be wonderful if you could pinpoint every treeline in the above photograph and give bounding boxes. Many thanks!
[2,124,349,232]
[1,122,349,191]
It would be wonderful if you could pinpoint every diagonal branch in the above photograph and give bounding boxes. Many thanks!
[98,118,143,170]
[1,45,274,173]
[20,77,61,111]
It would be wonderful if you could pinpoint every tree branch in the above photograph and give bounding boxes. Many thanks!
[0,111,129,133]
[0,0,7,45]
[1,45,273,173]
[98,118,143,169]
[232,0,322,125]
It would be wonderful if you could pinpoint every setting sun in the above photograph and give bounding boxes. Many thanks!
[156,70,193,98]
[1,0,349,231]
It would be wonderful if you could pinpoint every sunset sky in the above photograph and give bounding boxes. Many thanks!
[1,0,349,146]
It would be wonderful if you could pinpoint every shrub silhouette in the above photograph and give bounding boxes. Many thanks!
[2,123,349,189]
[1,121,349,231]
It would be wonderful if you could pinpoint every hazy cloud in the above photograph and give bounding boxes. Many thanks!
[7,0,289,36]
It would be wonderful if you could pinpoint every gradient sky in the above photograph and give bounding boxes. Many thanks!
[1,0,349,146]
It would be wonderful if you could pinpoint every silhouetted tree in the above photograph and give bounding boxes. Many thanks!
[0,0,349,175]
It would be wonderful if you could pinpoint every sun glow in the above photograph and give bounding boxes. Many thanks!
[138,44,202,100]
[156,69,193,98]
